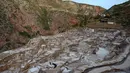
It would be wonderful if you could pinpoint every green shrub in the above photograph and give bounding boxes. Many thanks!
[77,14,92,27]
[37,7,51,30]
[19,31,31,38]
[24,26,32,31]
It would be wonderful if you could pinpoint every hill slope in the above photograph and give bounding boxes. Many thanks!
[105,1,130,27]
[0,0,105,52]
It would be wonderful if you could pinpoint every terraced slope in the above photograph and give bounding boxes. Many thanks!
[0,28,129,73]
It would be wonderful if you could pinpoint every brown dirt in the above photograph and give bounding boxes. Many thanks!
[86,22,122,29]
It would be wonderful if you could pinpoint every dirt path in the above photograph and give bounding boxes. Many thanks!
[87,22,122,29]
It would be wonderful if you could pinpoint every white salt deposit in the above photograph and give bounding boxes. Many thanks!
[96,47,109,60]
[28,66,41,73]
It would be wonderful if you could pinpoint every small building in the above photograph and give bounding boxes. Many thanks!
[100,14,106,17]
[107,21,114,24]
[107,19,115,24]
[99,13,116,24]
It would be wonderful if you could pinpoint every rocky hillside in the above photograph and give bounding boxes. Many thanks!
[0,0,105,52]
[105,1,130,27]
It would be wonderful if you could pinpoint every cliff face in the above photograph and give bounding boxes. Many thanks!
[105,1,130,27]
[0,0,105,52]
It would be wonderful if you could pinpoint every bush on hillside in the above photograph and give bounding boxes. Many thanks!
[37,7,51,30]
[0,1,13,38]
